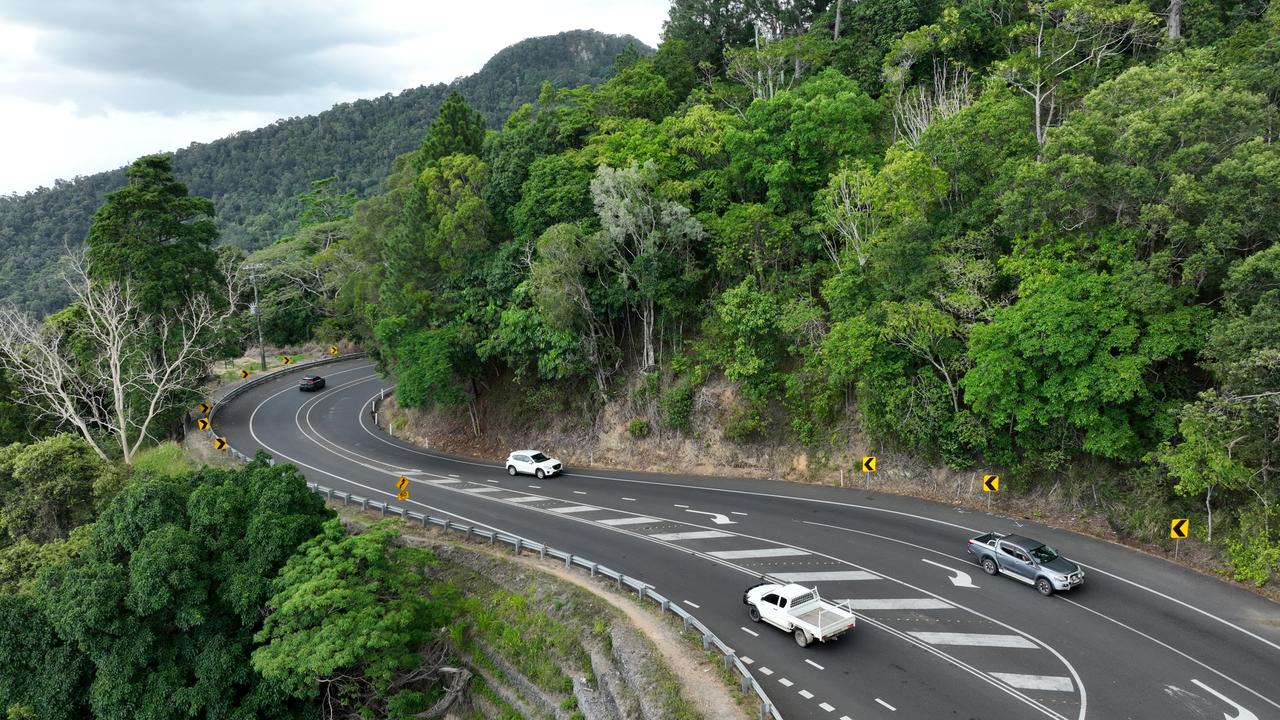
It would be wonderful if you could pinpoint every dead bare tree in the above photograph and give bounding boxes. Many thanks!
[0,254,223,464]
[893,61,973,147]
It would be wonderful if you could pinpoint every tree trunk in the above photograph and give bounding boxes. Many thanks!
[1206,483,1214,544]
[833,0,843,40]
[641,298,656,370]
[1167,0,1182,40]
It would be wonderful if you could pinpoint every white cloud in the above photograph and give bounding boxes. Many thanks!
[0,0,669,195]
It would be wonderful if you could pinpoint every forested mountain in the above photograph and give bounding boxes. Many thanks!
[0,29,649,316]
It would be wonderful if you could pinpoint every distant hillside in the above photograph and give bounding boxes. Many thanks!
[0,29,650,316]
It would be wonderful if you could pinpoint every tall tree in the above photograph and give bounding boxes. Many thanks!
[84,154,220,314]
[415,92,487,170]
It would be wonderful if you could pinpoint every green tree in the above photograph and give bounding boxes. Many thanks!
[84,154,220,314]
[252,520,452,717]
[0,435,111,546]
[415,92,486,170]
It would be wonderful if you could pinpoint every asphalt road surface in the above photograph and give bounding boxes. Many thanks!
[212,358,1280,720]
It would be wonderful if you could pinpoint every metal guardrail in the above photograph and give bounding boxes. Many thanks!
[207,351,783,719]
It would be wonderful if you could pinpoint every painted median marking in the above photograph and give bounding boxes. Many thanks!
[598,516,658,526]
[708,548,809,559]
[771,571,876,582]
[549,505,598,514]
[649,530,735,541]
[908,632,1037,649]
[840,598,953,610]
[990,673,1074,692]
[505,495,546,503]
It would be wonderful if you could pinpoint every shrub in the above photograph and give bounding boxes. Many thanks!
[627,419,651,439]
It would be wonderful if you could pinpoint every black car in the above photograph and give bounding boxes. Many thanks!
[298,375,326,391]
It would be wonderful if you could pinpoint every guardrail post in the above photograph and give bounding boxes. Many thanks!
[589,562,597,578]
[702,633,711,650]
[565,553,572,569]
[682,615,690,631]
[741,674,751,693]
[325,488,332,500]
[617,574,624,590]
[661,599,669,613]
[539,545,546,560]
[379,503,386,518]
[466,526,473,541]
[724,651,734,671]
[442,520,450,532]
[343,494,349,506]
[489,532,496,546]
[760,702,770,720]
[360,498,367,511]
[420,514,428,527]
[639,586,646,601]
[513,538,522,555]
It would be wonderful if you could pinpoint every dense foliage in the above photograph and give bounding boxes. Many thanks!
[243,0,1276,584]
[0,30,650,316]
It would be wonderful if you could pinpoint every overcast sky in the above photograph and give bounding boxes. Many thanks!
[0,0,670,196]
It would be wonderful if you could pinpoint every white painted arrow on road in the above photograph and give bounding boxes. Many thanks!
[684,509,736,525]
[1192,679,1259,720]
[921,558,979,588]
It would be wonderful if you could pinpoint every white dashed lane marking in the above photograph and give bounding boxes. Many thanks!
[731,511,748,516]
[621,497,636,501]
[682,600,699,608]
[741,656,753,664]
[758,667,774,676]
[573,490,587,495]
[778,678,794,687]
[989,673,1074,692]
[798,689,814,699]
[805,658,824,670]
[875,698,897,711]
[740,627,759,637]
[819,702,834,712]
[548,505,598,514]
[907,632,1037,649]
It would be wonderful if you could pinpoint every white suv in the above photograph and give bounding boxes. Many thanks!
[505,450,562,478]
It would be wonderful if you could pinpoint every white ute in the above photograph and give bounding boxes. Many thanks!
[743,579,856,647]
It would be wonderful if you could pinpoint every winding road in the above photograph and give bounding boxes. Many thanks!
[213,358,1280,720]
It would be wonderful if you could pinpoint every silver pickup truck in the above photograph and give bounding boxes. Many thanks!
[743,580,856,647]
[966,531,1084,596]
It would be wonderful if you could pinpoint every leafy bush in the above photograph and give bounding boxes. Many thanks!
[627,419,652,438]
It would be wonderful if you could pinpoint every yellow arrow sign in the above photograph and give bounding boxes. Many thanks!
[196,418,210,431]
[396,488,410,502]
[328,345,339,355]
[280,356,293,365]
[1170,518,1189,539]
[214,437,227,451]
[861,456,877,473]
[983,474,1000,492]
[396,476,410,492]
[197,402,211,414]
[239,369,250,379]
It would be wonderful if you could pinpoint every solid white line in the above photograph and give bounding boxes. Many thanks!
[819,702,834,712]
[650,530,735,541]
[463,487,503,493]
[598,517,657,526]
[758,667,774,676]
[504,496,546,503]
[548,505,598,514]
[772,570,877,582]
[708,548,809,559]
[683,600,700,608]
[990,674,1074,692]
[740,626,759,637]
[840,598,953,610]
[778,678,793,687]
[875,698,897,711]
[798,689,814,699]
[908,632,1038,649]
[805,658,825,670]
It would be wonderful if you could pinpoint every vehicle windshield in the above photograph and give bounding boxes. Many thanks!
[530,452,549,462]
[1029,544,1059,563]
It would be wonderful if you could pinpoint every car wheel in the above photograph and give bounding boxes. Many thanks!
[748,605,762,623]
[535,468,545,479]
[793,628,810,647]
[507,465,516,476]
[1036,577,1054,597]
[982,557,998,576]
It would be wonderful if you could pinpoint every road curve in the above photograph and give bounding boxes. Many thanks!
[212,359,1280,720]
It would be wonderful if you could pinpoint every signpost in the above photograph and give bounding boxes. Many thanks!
[1170,518,1189,558]
[983,474,1000,510]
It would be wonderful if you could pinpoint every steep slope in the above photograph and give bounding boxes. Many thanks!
[0,29,649,316]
